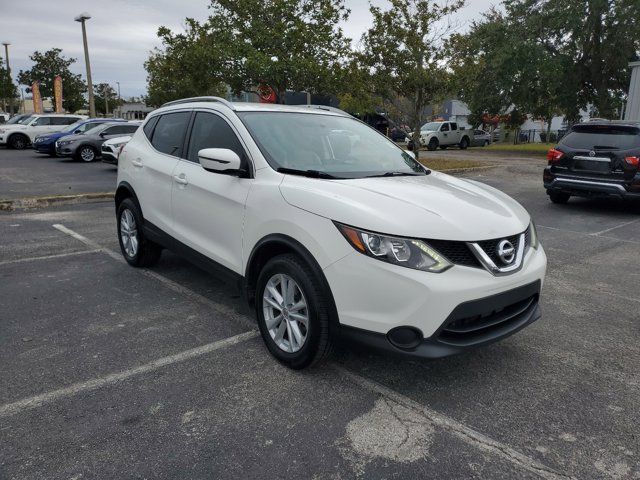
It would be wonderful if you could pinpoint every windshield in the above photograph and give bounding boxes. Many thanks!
[7,115,29,125]
[11,115,34,125]
[421,122,442,131]
[238,112,426,179]
[65,121,104,134]
[561,125,640,150]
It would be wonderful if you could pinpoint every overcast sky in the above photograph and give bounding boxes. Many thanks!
[0,0,499,99]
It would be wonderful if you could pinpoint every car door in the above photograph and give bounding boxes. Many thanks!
[129,111,190,234]
[171,110,254,273]
[29,116,52,140]
[440,122,450,144]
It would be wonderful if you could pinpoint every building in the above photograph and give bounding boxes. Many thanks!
[113,102,154,120]
[624,60,640,121]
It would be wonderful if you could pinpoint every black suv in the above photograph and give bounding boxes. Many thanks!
[543,121,640,203]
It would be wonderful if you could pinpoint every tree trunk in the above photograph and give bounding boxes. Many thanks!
[546,118,552,144]
[278,86,286,105]
[412,90,424,162]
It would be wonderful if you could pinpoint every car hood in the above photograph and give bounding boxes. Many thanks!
[279,172,530,241]
[58,134,87,142]
[38,131,70,141]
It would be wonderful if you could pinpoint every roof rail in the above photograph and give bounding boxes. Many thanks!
[161,96,235,109]
[299,104,351,116]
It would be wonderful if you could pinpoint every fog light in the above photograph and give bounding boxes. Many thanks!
[387,326,423,350]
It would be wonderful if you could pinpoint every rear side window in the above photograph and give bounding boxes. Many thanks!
[52,117,79,125]
[451,123,458,131]
[107,125,139,135]
[150,112,190,157]
[561,125,640,150]
[33,117,51,126]
[143,116,159,141]
[186,112,246,165]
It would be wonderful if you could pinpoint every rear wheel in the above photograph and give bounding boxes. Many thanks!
[549,191,570,204]
[427,138,439,151]
[256,254,332,369]
[459,137,470,150]
[9,134,28,150]
[117,198,162,267]
[77,145,97,162]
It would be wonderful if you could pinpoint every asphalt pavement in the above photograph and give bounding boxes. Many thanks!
[1,147,639,479]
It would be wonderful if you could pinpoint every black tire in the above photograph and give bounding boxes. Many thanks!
[484,140,489,147]
[255,254,333,369]
[117,198,162,267]
[439,145,448,150]
[459,137,470,150]
[549,191,570,204]
[427,138,439,151]
[9,134,29,150]
[76,145,97,162]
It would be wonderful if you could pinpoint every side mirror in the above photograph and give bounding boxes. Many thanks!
[74,129,82,134]
[198,148,244,175]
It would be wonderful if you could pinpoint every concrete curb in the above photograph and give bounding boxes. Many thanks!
[0,192,115,212]
[434,165,500,175]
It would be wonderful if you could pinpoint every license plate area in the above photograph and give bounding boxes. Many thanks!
[572,156,612,173]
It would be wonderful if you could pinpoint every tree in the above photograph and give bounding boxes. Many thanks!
[0,64,18,113]
[361,0,464,159]
[94,83,119,115]
[17,49,86,113]
[146,0,351,106]
[145,19,228,107]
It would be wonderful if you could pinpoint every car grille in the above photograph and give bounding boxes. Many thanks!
[426,226,529,270]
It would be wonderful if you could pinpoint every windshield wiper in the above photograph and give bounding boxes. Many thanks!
[367,171,427,178]
[277,167,341,179]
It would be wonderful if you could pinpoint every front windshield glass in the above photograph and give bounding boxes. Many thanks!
[421,122,441,131]
[63,121,84,133]
[7,115,30,125]
[65,121,103,134]
[238,112,426,179]
[15,115,35,125]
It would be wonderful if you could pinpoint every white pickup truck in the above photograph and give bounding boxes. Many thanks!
[419,121,471,151]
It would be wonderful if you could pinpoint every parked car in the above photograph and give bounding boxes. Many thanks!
[0,113,9,123]
[0,114,87,149]
[56,122,141,162]
[543,121,640,203]
[114,97,547,369]
[389,126,409,143]
[471,129,491,147]
[33,118,126,156]
[101,135,132,165]
[420,121,472,151]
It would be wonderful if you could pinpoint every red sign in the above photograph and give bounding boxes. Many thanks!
[257,84,277,103]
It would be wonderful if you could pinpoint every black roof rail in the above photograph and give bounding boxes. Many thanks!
[161,96,235,109]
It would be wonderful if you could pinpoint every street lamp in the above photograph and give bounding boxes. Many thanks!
[74,12,96,117]
[2,42,13,115]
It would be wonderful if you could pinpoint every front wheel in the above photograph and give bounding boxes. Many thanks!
[256,254,332,369]
[117,198,162,267]
[9,134,28,150]
[77,145,97,162]
[427,138,439,151]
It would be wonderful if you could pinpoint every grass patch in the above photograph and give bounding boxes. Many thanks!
[418,158,487,171]
[485,143,552,154]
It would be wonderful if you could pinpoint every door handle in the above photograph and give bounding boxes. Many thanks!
[132,158,143,168]
[173,174,188,185]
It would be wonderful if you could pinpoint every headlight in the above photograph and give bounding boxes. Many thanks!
[529,221,539,249]
[336,223,452,273]
[58,140,74,146]
[111,142,126,149]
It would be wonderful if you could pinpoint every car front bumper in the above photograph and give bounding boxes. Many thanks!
[324,244,547,358]
[55,143,76,157]
[33,142,55,154]
[101,146,118,164]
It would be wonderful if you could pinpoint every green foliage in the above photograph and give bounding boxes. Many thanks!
[0,64,18,109]
[451,0,640,123]
[146,0,351,106]
[360,0,463,157]
[94,83,120,115]
[17,48,86,113]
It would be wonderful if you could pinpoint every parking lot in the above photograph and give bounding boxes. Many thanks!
[1,147,639,479]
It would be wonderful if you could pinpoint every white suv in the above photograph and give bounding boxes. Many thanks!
[0,113,87,149]
[115,97,547,369]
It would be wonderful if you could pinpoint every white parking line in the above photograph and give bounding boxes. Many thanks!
[333,365,574,480]
[0,331,258,419]
[537,224,640,245]
[590,218,640,236]
[0,249,101,266]
[52,223,256,330]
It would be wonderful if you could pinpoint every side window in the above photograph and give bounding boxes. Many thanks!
[101,126,119,136]
[440,123,450,132]
[33,117,52,126]
[151,112,190,157]
[186,112,246,166]
[143,116,159,142]
[120,125,140,135]
[451,122,458,131]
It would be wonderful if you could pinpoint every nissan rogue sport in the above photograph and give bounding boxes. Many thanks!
[115,97,547,369]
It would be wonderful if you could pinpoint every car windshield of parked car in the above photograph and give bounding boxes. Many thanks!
[420,122,441,132]
[561,125,640,150]
[238,112,426,179]
[7,115,30,125]
[12,115,34,125]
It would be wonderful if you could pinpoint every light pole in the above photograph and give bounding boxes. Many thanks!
[115,81,121,117]
[75,13,96,117]
[2,42,13,115]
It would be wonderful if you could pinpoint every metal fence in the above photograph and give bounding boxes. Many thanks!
[495,129,567,144]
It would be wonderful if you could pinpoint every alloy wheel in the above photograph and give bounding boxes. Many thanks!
[120,209,139,258]
[80,147,95,162]
[262,273,309,353]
